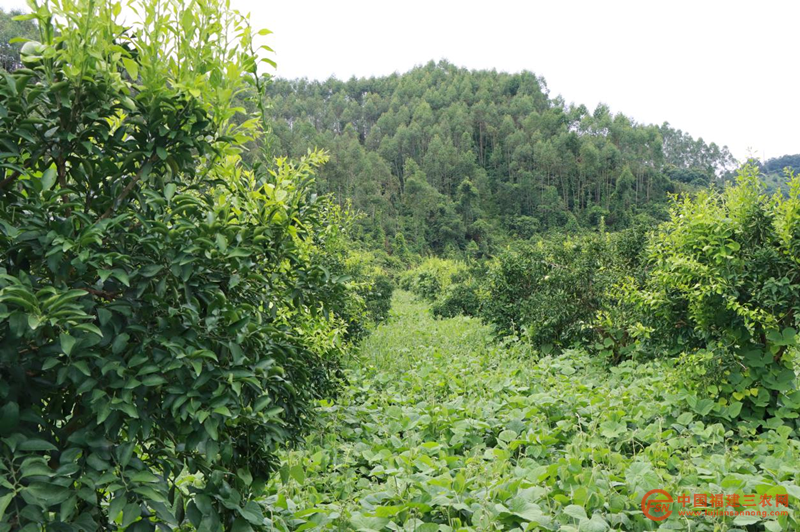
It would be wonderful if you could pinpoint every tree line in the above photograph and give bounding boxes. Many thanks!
[266,61,737,255]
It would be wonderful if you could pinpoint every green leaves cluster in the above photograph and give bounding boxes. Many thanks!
[435,164,799,427]
[639,163,800,424]
[398,258,467,302]
[0,0,364,529]
[480,229,646,350]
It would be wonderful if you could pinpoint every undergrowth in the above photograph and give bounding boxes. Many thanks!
[263,292,799,531]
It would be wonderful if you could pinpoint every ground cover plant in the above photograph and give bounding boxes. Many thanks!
[262,292,799,531]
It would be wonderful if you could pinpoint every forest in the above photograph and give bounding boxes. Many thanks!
[265,64,738,256]
[0,1,799,531]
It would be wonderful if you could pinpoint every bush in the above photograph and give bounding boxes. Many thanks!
[483,234,625,349]
[639,164,800,423]
[398,258,466,301]
[588,226,653,363]
[0,1,356,529]
[431,280,482,319]
[341,249,395,340]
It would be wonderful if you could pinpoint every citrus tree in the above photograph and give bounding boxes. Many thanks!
[482,235,620,349]
[643,164,800,425]
[0,0,354,529]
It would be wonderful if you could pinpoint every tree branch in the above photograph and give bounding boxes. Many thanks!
[82,287,120,300]
[0,170,21,191]
[98,155,157,221]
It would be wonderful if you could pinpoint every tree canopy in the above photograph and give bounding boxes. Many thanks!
[266,61,737,255]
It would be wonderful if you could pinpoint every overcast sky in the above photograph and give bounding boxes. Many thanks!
[2,0,797,161]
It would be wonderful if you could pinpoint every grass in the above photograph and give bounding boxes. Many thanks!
[263,292,800,531]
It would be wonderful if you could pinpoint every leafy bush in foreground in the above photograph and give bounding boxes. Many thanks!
[640,164,800,424]
[0,1,355,529]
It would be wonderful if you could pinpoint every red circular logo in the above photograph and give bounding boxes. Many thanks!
[642,489,673,521]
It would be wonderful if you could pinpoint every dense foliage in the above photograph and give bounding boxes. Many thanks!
[0,1,386,529]
[638,164,800,424]
[428,165,799,431]
[398,258,467,302]
[263,293,800,531]
[480,230,645,349]
[758,153,800,196]
[761,153,800,177]
[266,62,736,255]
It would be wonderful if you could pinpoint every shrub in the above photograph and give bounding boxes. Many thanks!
[589,226,653,364]
[366,274,394,324]
[0,1,353,528]
[341,249,395,340]
[431,280,483,319]
[483,235,620,348]
[398,258,466,301]
[640,164,800,423]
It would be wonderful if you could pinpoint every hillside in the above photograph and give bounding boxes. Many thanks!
[267,61,736,254]
[759,153,800,195]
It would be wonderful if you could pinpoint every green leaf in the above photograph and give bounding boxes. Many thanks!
[96,401,112,424]
[165,183,177,201]
[112,333,130,355]
[564,504,588,522]
[231,518,254,532]
[130,471,159,483]
[289,464,305,484]
[0,402,19,434]
[692,398,715,416]
[580,515,610,532]
[41,166,57,191]
[26,483,70,505]
[0,492,15,521]
[238,501,262,524]
[98,308,113,326]
[60,332,76,356]
[132,485,167,503]
[140,265,163,278]
[122,502,141,527]
[19,438,57,451]
[374,505,402,517]
[121,57,139,80]
[498,429,517,442]
[112,269,130,287]
[142,375,167,387]
[72,360,91,376]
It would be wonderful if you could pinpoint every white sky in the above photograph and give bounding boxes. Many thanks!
[2,0,797,161]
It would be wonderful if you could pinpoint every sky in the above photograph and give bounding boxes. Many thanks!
[1,0,797,161]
